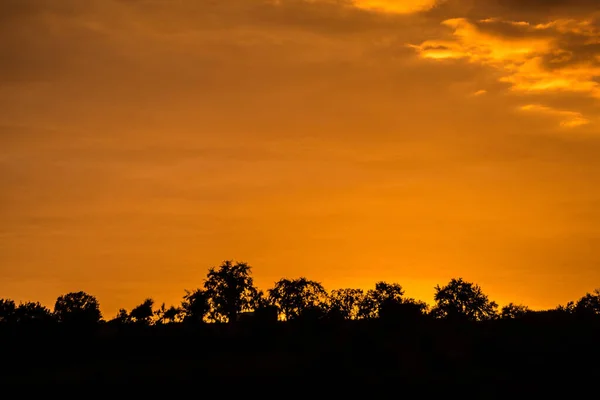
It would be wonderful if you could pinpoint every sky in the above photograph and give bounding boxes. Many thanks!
[1,0,600,317]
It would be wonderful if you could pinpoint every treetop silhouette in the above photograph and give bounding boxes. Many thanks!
[203,260,261,323]
[1,261,599,329]
[54,291,102,326]
[431,278,498,321]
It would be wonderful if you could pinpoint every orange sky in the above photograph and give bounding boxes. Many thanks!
[2,0,600,317]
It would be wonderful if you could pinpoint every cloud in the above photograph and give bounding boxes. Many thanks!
[520,104,590,128]
[0,0,416,37]
[411,18,552,63]
[352,0,440,13]
[409,15,600,126]
[429,0,600,22]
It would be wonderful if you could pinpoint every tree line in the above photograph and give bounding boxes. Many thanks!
[1,260,599,327]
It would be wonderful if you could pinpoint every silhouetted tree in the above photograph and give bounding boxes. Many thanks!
[152,303,183,325]
[163,306,183,323]
[54,291,102,326]
[113,309,131,324]
[379,297,429,322]
[181,289,209,324]
[154,303,168,324]
[403,297,430,313]
[574,289,600,318]
[358,282,405,319]
[15,302,54,324]
[0,299,16,324]
[204,260,260,323]
[556,301,576,314]
[253,289,269,308]
[254,306,279,324]
[500,303,530,319]
[5,266,600,389]
[431,278,498,321]
[328,288,364,320]
[130,298,154,325]
[246,290,278,323]
[268,277,327,320]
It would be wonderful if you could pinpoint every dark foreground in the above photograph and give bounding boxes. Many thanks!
[2,318,599,390]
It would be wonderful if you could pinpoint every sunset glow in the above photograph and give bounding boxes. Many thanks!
[2,0,600,317]
[353,0,439,13]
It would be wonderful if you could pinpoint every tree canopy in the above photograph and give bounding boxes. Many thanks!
[432,278,498,321]
[204,260,260,323]
[54,291,102,326]
[1,262,598,329]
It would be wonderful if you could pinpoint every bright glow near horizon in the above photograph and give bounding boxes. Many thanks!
[1,0,600,317]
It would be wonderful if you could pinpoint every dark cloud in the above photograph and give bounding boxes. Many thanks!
[544,43,600,71]
[429,0,600,21]
[0,0,412,33]
[2,0,598,125]
[445,16,600,71]
[0,0,425,86]
[495,0,599,13]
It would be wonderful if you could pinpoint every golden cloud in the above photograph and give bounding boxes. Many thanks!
[410,18,552,64]
[353,0,439,13]
[409,16,600,127]
[519,104,590,128]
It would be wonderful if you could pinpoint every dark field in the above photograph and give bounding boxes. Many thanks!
[3,318,599,389]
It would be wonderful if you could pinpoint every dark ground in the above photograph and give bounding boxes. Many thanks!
[2,318,599,391]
